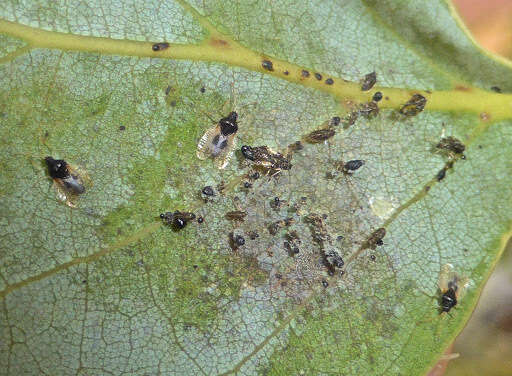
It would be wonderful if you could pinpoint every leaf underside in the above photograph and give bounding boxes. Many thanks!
[1,1,511,375]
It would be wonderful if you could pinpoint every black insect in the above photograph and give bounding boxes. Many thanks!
[438,264,470,314]
[343,160,365,174]
[372,92,383,102]
[490,86,502,93]
[160,211,196,231]
[247,231,259,240]
[399,94,427,116]
[152,42,169,51]
[301,70,310,78]
[243,182,252,189]
[436,168,447,182]
[322,279,329,288]
[45,156,88,207]
[325,78,334,85]
[314,73,322,80]
[234,235,245,246]
[262,60,274,71]
[361,71,377,91]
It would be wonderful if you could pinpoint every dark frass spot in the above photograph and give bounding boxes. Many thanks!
[399,94,427,116]
[152,42,169,51]
[262,60,274,71]
[361,71,377,91]
[330,116,341,126]
[314,72,322,80]
[301,70,310,78]
[372,92,383,102]
[202,186,215,196]
[490,86,502,93]
[119,125,126,131]
[235,235,245,246]
[284,71,289,75]
[325,78,334,85]
[436,168,447,182]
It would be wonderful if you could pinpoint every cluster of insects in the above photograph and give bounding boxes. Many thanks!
[38,69,474,322]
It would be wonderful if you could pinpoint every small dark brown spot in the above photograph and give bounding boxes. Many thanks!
[436,168,447,182]
[210,38,229,47]
[314,73,322,80]
[455,85,471,92]
[301,70,310,78]
[170,100,177,107]
[152,42,170,51]
[262,60,274,71]
[119,125,126,131]
[284,71,289,75]
[325,78,334,85]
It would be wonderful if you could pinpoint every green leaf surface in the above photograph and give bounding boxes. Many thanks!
[1,1,511,375]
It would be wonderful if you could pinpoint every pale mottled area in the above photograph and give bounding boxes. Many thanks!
[1,1,511,375]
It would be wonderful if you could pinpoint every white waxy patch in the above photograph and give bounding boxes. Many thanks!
[369,196,395,219]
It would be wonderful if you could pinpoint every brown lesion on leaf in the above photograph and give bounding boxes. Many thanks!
[454,85,472,92]
[209,37,230,48]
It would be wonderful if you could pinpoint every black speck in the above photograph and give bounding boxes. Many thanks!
[370,254,376,261]
[284,71,289,75]
[337,235,344,241]
[325,78,334,85]
[436,168,447,182]
[82,280,87,284]
[248,231,259,240]
[200,86,206,93]
[262,60,274,71]
[344,159,365,172]
[478,145,482,149]
[275,273,282,279]
[119,125,126,131]
[243,182,252,189]
[250,172,260,180]
[165,86,172,95]
[202,186,215,196]
[330,116,341,126]
[372,92,383,102]
[193,264,198,269]
[197,216,204,223]
[235,235,245,246]
[314,73,322,80]
[322,280,329,288]
[301,70,310,78]
[491,86,502,93]
[170,100,177,107]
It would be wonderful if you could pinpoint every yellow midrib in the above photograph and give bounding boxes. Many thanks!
[1,18,512,121]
